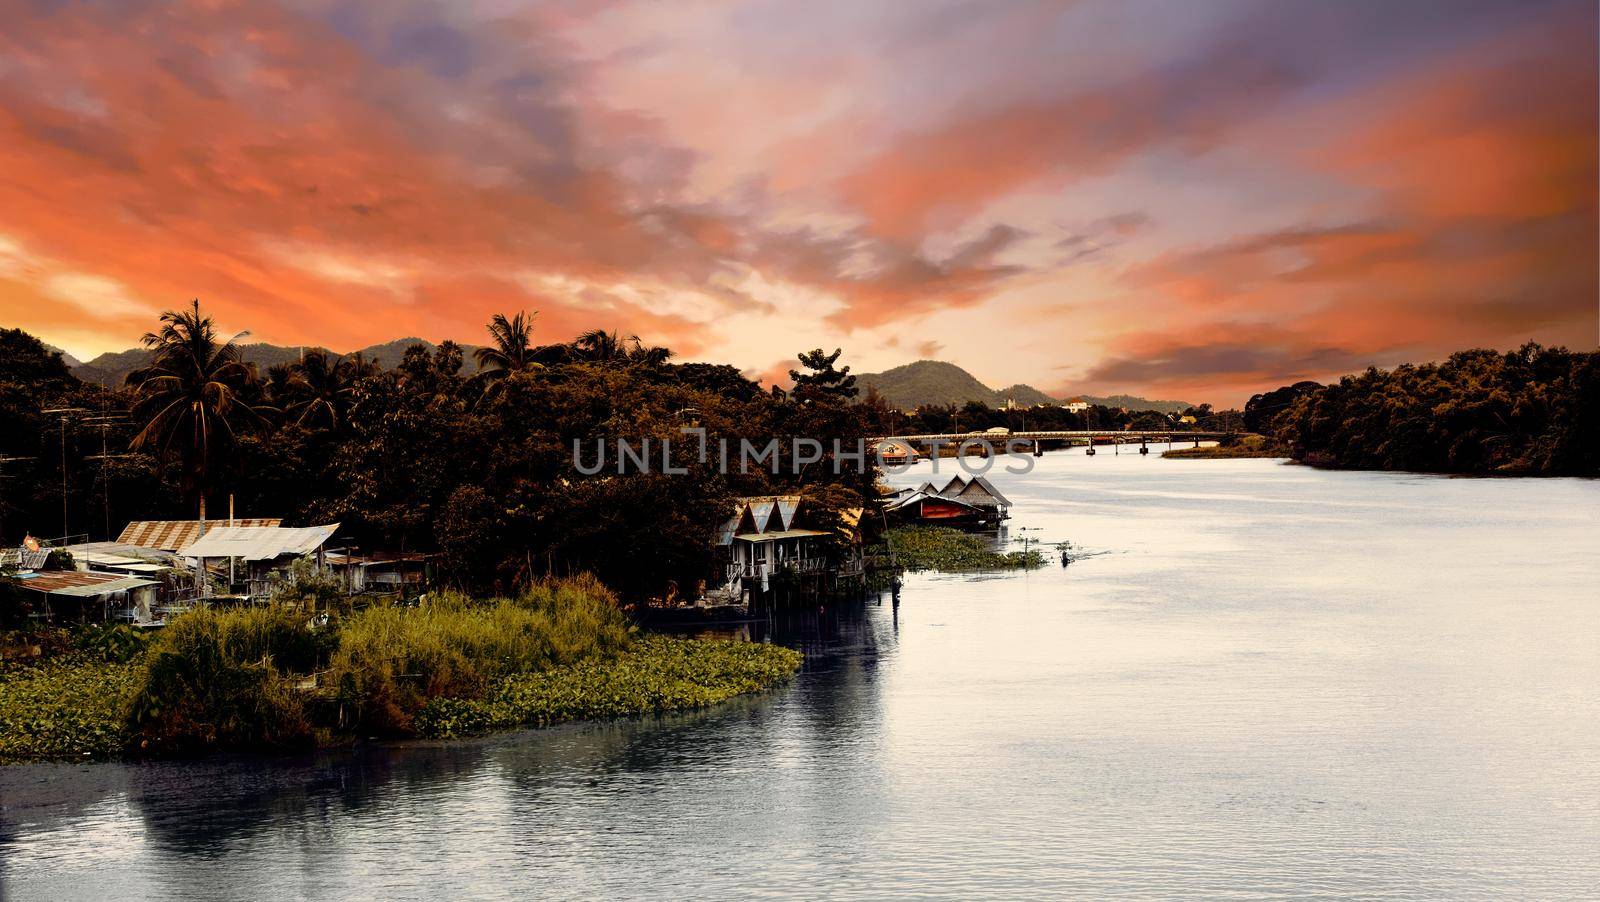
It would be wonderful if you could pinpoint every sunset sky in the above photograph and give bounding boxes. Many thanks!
[1,0,1594,404]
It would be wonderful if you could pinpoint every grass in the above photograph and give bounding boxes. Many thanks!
[1,575,800,762]
[1163,435,1281,459]
[887,525,1045,572]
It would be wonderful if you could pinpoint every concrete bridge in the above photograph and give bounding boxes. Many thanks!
[871,430,1234,458]
[873,430,1233,445]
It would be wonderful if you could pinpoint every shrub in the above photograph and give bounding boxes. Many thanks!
[127,606,316,754]
[330,574,633,734]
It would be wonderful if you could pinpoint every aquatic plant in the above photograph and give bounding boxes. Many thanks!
[886,526,1045,572]
[0,656,141,761]
[415,637,802,738]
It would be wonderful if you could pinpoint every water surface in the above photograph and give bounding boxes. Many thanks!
[3,451,1597,899]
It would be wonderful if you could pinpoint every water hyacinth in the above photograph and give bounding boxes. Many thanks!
[414,637,803,738]
[887,526,1045,572]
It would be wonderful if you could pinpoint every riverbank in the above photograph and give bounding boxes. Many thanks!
[0,577,800,763]
[887,525,1045,571]
[1163,435,1281,459]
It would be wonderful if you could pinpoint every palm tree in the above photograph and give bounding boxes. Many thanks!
[127,299,259,521]
[474,312,542,378]
[571,328,671,366]
[572,328,631,362]
[289,350,370,430]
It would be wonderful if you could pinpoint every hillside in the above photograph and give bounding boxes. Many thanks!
[71,337,484,385]
[857,359,1191,412]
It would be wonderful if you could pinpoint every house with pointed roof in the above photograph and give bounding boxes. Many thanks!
[882,474,1011,526]
[711,495,865,605]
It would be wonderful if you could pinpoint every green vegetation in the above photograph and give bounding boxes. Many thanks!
[0,656,142,762]
[887,526,1045,572]
[1163,435,1282,459]
[2,308,876,602]
[1261,344,1598,475]
[1,577,800,762]
[416,637,802,738]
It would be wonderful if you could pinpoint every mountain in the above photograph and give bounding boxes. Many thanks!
[1073,393,1192,415]
[71,337,485,385]
[856,359,1192,412]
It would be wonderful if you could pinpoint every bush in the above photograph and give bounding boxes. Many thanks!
[127,606,317,754]
[887,526,1044,571]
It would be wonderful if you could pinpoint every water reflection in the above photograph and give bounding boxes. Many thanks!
[3,452,1598,899]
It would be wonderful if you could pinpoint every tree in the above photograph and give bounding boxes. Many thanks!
[473,312,542,379]
[126,300,259,520]
[789,348,858,402]
[288,350,365,430]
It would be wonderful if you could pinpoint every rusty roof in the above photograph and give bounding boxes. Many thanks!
[117,519,282,551]
[8,570,158,596]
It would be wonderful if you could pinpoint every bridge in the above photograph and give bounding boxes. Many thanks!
[872,430,1233,445]
[870,430,1234,457]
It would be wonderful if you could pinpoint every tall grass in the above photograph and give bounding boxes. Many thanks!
[128,606,317,754]
[329,574,633,733]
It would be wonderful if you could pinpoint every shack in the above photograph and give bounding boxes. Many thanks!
[326,551,430,595]
[117,518,282,553]
[181,523,340,598]
[882,474,1011,526]
[3,569,160,624]
[710,496,865,607]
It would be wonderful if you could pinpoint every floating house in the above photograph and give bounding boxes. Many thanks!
[882,474,1011,526]
[711,496,865,606]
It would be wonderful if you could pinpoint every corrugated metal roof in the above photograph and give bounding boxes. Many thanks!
[1,548,50,569]
[64,541,181,565]
[8,570,158,596]
[117,519,282,551]
[732,529,829,542]
[182,523,339,561]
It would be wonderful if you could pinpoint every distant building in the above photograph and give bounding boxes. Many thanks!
[870,438,920,465]
[1063,397,1089,413]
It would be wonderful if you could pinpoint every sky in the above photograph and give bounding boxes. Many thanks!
[0,0,1594,405]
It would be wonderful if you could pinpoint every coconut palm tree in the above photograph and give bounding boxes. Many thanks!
[289,350,373,430]
[474,312,542,378]
[126,299,259,521]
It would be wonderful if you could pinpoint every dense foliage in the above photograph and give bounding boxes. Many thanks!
[1,309,876,598]
[1266,344,1598,475]
[0,655,142,761]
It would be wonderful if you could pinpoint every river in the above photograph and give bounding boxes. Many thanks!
[2,450,1597,899]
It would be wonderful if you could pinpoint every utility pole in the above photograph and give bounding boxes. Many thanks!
[41,408,86,544]
[0,455,35,546]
